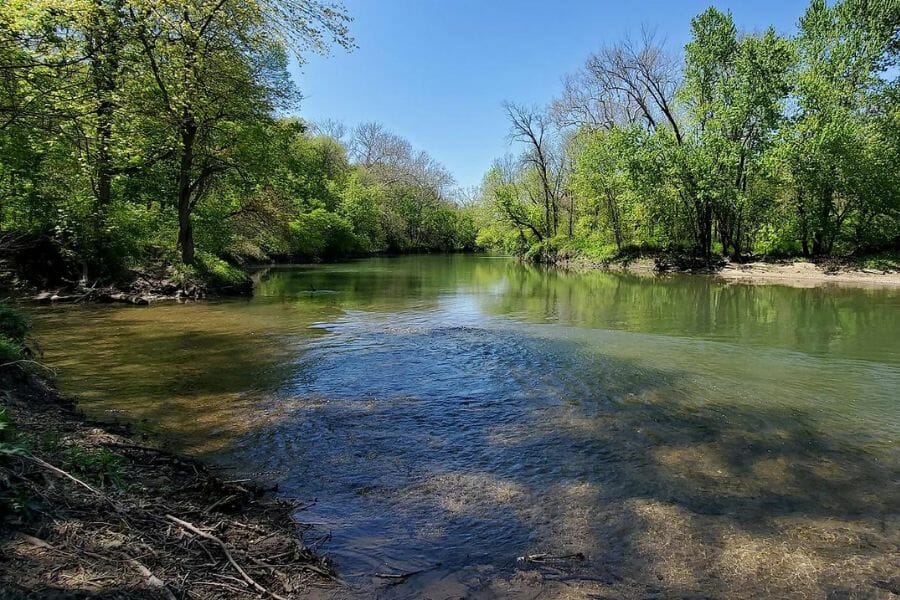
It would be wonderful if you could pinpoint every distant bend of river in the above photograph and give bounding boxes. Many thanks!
[29,255,900,599]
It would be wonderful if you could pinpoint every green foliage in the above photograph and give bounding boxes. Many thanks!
[0,1,476,285]
[64,446,126,489]
[857,251,900,272]
[0,304,28,344]
[475,0,899,263]
[0,303,27,363]
[289,208,357,258]
[195,253,252,290]
[0,337,22,363]
[171,252,251,292]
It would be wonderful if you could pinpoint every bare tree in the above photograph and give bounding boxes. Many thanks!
[504,102,567,237]
[310,118,347,142]
[552,70,642,129]
[349,122,403,167]
[348,121,454,195]
[553,29,683,141]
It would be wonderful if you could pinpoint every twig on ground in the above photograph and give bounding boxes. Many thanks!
[517,552,586,563]
[165,514,288,600]
[126,556,178,600]
[19,454,103,497]
[0,360,58,376]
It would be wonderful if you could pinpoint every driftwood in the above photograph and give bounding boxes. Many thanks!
[126,557,178,600]
[517,552,586,563]
[165,514,288,600]
[19,453,104,497]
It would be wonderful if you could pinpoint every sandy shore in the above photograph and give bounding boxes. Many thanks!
[714,260,900,287]
[557,257,900,288]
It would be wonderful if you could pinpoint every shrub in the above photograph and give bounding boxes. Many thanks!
[0,303,28,344]
[0,336,22,363]
[289,209,357,258]
[172,253,252,292]
[0,303,27,363]
[65,446,126,489]
[195,252,251,290]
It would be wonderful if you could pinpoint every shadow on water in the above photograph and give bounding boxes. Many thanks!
[224,320,898,599]
[25,256,900,599]
[29,304,323,454]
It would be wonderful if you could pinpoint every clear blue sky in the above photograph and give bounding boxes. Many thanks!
[291,0,811,189]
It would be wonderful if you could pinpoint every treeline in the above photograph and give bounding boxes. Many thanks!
[0,1,474,288]
[475,0,900,263]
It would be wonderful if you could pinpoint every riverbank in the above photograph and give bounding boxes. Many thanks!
[555,254,900,287]
[0,236,253,304]
[0,370,334,599]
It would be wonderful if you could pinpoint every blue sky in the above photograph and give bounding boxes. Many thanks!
[290,0,812,189]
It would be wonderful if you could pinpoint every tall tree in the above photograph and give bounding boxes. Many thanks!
[130,0,351,263]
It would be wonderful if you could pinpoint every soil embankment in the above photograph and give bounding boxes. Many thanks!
[0,371,332,599]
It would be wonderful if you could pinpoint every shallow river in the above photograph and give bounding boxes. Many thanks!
[29,256,900,599]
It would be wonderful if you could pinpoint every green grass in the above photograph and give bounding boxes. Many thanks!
[172,252,252,292]
[196,252,251,289]
[0,304,28,344]
[64,446,126,489]
[0,303,27,363]
[0,336,22,363]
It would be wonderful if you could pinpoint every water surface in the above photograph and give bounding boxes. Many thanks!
[29,256,900,599]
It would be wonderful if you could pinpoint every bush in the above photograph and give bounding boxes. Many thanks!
[65,446,126,489]
[289,209,357,258]
[0,304,28,344]
[0,303,27,363]
[0,336,22,363]
[195,252,251,290]
[172,253,252,293]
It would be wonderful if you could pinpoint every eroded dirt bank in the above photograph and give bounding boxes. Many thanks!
[0,372,333,599]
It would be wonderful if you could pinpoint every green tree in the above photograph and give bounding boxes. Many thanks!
[778,0,899,255]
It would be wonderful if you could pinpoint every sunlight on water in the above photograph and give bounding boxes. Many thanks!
[29,256,900,599]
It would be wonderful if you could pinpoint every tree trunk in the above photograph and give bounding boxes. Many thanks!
[812,187,835,256]
[87,0,123,273]
[177,121,197,265]
[695,198,713,258]
[605,189,622,251]
[797,193,810,257]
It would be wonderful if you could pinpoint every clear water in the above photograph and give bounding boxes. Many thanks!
[28,256,900,598]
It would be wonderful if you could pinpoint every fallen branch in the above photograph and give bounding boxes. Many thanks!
[203,494,237,514]
[126,557,178,600]
[0,360,58,376]
[517,552,586,563]
[165,514,288,600]
[16,533,63,553]
[19,454,103,497]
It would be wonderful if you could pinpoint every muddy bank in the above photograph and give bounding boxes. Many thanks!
[1,238,252,304]
[0,371,333,599]
[556,256,900,287]
[26,264,254,306]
